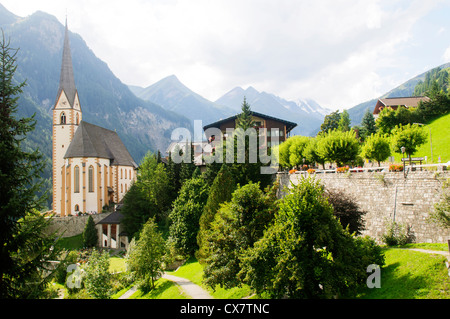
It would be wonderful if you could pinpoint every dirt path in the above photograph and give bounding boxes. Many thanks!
[119,273,213,299]
[162,273,213,299]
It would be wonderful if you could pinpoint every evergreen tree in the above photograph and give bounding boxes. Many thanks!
[168,177,209,256]
[167,149,181,198]
[197,164,235,261]
[338,110,351,132]
[179,141,196,186]
[235,96,254,130]
[320,110,341,133]
[229,98,272,189]
[203,182,278,289]
[360,108,377,140]
[0,32,60,298]
[82,215,98,248]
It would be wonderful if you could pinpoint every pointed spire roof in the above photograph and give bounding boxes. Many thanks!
[57,18,77,107]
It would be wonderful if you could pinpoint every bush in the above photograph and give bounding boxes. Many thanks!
[240,177,383,298]
[325,189,366,235]
[381,220,415,246]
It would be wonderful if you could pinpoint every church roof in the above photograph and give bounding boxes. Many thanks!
[64,121,138,168]
[56,19,78,108]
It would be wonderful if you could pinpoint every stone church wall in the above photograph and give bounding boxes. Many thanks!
[277,170,450,243]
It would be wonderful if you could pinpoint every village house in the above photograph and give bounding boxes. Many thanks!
[372,96,430,120]
[203,111,297,148]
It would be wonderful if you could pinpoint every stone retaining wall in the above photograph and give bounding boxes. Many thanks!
[45,212,112,238]
[277,170,450,243]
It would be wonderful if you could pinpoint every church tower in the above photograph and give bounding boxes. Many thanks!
[52,20,82,214]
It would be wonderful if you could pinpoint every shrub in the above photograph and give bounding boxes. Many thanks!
[325,189,366,235]
[240,177,383,298]
[381,220,414,246]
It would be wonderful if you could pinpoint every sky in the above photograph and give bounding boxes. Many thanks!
[2,0,450,111]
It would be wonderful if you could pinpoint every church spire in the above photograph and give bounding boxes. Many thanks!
[57,18,77,107]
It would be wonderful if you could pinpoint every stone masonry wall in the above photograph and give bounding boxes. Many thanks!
[277,170,450,243]
[45,212,112,238]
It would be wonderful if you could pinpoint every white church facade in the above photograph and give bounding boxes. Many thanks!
[52,22,137,217]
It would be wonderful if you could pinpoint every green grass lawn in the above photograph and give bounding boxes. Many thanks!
[414,113,450,163]
[55,234,84,250]
[354,248,450,299]
[129,279,189,299]
[391,113,450,164]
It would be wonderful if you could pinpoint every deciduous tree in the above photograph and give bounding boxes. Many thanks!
[361,133,391,166]
[391,123,427,165]
[127,218,165,292]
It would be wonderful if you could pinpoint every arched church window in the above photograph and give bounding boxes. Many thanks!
[75,204,79,212]
[76,113,79,125]
[74,166,80,193]
[60,112,66,124]
[88,165,94,193]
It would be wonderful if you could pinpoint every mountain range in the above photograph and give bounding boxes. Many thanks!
[130,76,331,137]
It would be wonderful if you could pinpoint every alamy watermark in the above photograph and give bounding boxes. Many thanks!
[170,120,280,174]
[366,264,381,289]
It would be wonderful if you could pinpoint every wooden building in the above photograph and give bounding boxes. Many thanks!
[203,111,297,148]
[372,96,430,120]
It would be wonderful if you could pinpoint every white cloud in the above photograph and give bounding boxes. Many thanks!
[443,47,450,63]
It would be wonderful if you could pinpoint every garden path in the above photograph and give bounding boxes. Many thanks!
[118,273,213,299]
[161,273,213,299]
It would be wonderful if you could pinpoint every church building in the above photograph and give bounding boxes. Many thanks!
[52,21,137,216]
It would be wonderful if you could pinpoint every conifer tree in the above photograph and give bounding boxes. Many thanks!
[235,96,254,130]
[0,32,60,298]
[83,215,98,248]
[338,110,351,132]
[197,164,235,261]
[360,108,377,141]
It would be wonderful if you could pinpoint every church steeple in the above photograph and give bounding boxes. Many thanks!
[52,17,82,216]
[57,18,77,108]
